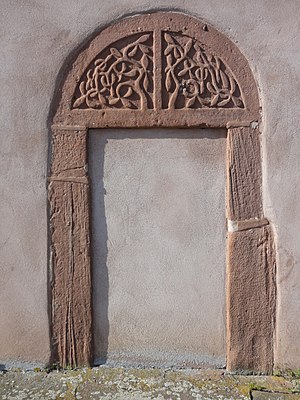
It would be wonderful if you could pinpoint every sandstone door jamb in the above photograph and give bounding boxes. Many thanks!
[48,11,276,373]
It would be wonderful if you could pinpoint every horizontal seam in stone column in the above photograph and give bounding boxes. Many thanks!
[51,124,87,131]
[226,120,259,128]
[228,217,269,232]
[48,176,88,184]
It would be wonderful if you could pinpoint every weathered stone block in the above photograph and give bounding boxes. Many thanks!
[48,180,92,367]
[227,127,263,220]
[227,225,276,373]
[50,128,87,178]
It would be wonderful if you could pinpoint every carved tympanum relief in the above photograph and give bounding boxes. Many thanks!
[162,32,244,110]
[73,31,244,111]
[73,33,153,110]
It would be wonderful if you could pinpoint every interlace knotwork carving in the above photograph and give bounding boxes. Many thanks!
[162,32,244,109]
[73,33,153,110]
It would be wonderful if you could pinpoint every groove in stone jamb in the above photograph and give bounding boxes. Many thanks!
[226,120,259,129]
[52,125,87,131]
[48,176,88,184]
[228,218,269,232]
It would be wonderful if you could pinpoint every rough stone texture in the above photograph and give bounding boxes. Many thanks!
[0,367,299,400]
[90,128,226,367]
[50,128,87,179]
[227,226,276,374]
[227,127,263,221]
[1,0,300,370]
[252,391,300,400]
[48,180,92,367]
[49,127,92,367]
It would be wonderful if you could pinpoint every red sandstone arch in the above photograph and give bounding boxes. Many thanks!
[48,12,275,373]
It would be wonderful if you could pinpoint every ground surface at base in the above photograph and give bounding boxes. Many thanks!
[0,367,300,399]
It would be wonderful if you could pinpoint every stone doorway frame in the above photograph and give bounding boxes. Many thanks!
[48,11,276,373]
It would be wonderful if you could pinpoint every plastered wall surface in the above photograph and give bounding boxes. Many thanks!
[0,1,300,368]
[90,129,226,367]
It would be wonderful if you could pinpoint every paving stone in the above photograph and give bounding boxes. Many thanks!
[252,390,300,400]
[0,367,299,400]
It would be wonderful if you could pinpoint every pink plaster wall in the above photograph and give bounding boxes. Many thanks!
[0,0,299,369]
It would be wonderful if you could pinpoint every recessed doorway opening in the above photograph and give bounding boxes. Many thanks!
[89,128,226,368]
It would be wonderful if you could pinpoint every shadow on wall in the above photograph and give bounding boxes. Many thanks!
[89,128,226,366]
[90,136,109,365]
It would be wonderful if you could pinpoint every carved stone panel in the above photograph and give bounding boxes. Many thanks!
[72,28,244,113]
[54,12,259,128]
[162,32,244,110]
[73,33,153,110]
